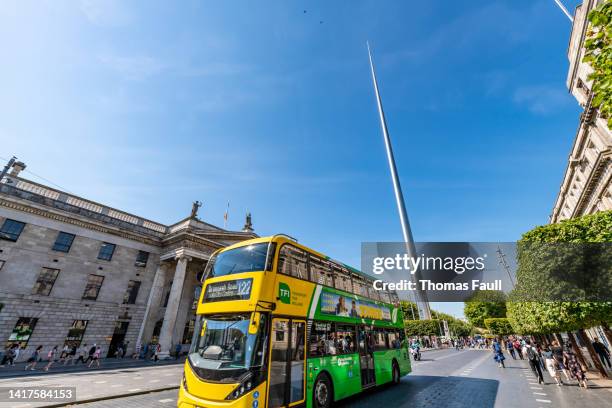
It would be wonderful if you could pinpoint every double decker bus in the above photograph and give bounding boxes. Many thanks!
[178,235,411,408]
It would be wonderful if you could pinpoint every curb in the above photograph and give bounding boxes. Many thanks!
[41,386,180,407]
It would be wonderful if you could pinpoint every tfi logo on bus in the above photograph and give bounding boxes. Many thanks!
[278,283,291,304]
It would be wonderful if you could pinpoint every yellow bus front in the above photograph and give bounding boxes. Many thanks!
[178,239,275,408]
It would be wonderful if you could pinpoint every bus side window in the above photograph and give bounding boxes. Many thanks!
[388,329,400,349]
[309,321,336,357]
[278,245,308,280]
[335,325,356,354]
[373,329,387,351]
[309,256,334,287]
[333,266,351,292]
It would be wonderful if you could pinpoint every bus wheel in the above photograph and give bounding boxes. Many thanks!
[313,374,332,408]
[392,362,400,385]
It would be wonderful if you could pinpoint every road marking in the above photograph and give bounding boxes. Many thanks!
[535,399,551,403]
[94,380,107,384]
[128,388,141,392]
[533,392,547,396]
[163,373,175,376]
[159,399,174,403]
[529,382,539,385]
[530,387,543,390]
[150,379,160,383]
[111,384,122,387]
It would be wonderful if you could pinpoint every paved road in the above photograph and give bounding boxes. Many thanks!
[2,349,611,407]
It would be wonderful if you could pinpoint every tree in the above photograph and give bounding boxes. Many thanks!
[484,318,513,336]
[404,319,441,337]
[463,290,507,328]
[583,0,612,128]
[399,300,419,320]
[508,211,612,378]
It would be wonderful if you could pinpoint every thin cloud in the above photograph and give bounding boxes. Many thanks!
[79,0,132,26]
[513,85,571,115]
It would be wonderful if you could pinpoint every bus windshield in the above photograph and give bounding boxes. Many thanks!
[206,243,270,278]
[189,314,267,383]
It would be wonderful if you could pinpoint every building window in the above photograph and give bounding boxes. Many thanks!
[122,280,141,304]
[135,250,149,267]
[182,317,196,344]
[82,274,104,300]
[0,219,25,242]
[65,320,88,348]
[32,267,60,296]
[97,242,116,261]
[52,232,75,253]
[7,317,38,349]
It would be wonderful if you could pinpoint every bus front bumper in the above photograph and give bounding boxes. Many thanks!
[178,382,267,408]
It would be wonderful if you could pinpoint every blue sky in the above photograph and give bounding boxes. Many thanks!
[0,0,581,317]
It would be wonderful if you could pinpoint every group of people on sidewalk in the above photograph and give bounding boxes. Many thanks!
[1,343,102,371]
[492,336,611,389]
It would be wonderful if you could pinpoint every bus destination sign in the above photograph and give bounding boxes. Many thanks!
[204,278,253,302]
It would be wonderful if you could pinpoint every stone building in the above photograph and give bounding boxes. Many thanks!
[550,0,612,223]
[0,162,256,360]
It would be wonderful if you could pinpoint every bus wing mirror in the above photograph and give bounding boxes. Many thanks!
[249,312,260,334]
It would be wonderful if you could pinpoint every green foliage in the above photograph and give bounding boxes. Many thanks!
[431,310,474,337]
[463,290,507,328]
[484,318,514,335]
[508,211,612,334]
[399,301,420,320]
[404,319,442,336]
[583,0,612,128]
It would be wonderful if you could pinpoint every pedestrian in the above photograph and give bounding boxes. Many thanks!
[13,343,21,364]
[175,343,181,359]
[513,339,523,359]
[115,344,123,359]
[24,345,43,371]
[551,340,571,382]
[0,344,17,367]
[542,346,562,386]
[85,343,96,364]
[59,344,69,363]
[75,344,87,364]
[64,344,77,365]
[88,346,101,368]
[525,340,544,384]
[563,346,588,388]
[506,339,516,360]
[492,339,505,368]
[43,346,58,371]
[153,343,161,362]
[591,338,611,369]
[123,341,129,358]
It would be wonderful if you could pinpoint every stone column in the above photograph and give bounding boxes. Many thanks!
[158,255,190,358]
[136,262,168,351]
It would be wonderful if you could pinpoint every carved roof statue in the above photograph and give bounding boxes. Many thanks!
[190,200,202,220]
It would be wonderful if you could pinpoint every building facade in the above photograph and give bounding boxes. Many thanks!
[550,0,612,223]
[0,162,256,360]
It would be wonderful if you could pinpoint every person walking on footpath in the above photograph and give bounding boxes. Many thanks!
[85,344,96,364]
[88,346,101,368]
[0,344,18,367]
[506,339,516,360]
[64,344,77,365]
[43,346,58,371]
[563,346,588,388]
[153,343,161,362]
[492,339,506,368]
[513,339,523,359]
[525,340,544,384]
[75,344,87,364]
[24,346,43,371]
[542,346,562,386]
[551,340,571,382]
[592,338,611,370]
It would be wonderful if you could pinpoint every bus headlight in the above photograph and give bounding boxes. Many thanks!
[182,374,189,393]
[225,379,253,400]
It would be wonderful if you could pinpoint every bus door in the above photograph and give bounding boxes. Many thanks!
[358,325,376,388]
[268,318,306,408]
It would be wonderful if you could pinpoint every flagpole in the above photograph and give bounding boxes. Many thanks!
[367,41,431,320]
